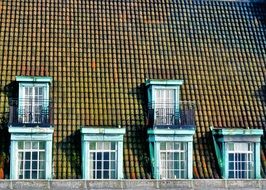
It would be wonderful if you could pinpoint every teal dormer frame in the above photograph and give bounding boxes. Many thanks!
[147,128,195,179]
[15,76,52,126]
[81,127,126,179]
[8,76,54,179]
[211,127,263,179]
[145,79,183,128]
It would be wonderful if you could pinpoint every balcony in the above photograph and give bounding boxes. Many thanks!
[8,99,53,127]
[147,101,195,129]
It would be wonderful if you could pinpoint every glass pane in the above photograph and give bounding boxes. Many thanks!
[39,142,45,149]
[25,152,31,160]
[32,152,38,160]
[103,171,109,179]
[111,152,115,161]
[39,171,45,179]
[96,171,101,179]
[25,171,30,179]
[18,142,24,149]
[90,142,96,150]
[104,142,110,149]
[32,142,38,149]
[103,161,109,170]
[25,161,30,169]
[111,142,116,150]
[32,171,37,179]
[25,142,31,149]
[160,142,166,150]
[32,161,37,169]
[110,170,116,178]
[97,161,102,169]
[111,161,116,170]
[39,152,45,161]
[103,152,109,160]
[39,161,45,170]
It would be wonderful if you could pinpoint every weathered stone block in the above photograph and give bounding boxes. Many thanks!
[12,180,49,190]
[51,180,86,190]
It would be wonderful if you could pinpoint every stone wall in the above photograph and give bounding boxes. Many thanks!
[0,179,265,190]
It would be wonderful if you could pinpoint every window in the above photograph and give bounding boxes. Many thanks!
[228,143,254,179]
[147,129,195,179]
[145,79,195,129]
[81,128,126,180]
[154,89,176,125]
[19,85,47,124]
[211,128,263,179]
[9,76,52,127]
[160,142,187,179]
[8,76,53,180]
[18,141,46,179]
[88,142,117,179]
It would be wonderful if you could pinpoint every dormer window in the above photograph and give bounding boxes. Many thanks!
[211,127,263,179]
[145,79,195,129]
[81,127,126,179]
[8,76,54,179]
[146,79,195,179]
[9,76,52,127]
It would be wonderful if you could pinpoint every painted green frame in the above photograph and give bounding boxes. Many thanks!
[16,76,52,124]
[145,79,183,128]
[81,127,126,179]
[211,127,263,179]
[9,127,54,179]
[147,128,195,179]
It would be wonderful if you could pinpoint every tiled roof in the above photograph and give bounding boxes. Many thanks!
[0,0,266,179]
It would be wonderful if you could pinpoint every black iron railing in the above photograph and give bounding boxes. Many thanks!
[148,101,195,129]
[9,99,53,127]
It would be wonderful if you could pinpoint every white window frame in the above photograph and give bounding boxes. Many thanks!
[227,142,254,179]
[154,88,177,125]
[159,142,187,179]
[88,142,118,179]
[18,83,49,124]
[17,141,46,179]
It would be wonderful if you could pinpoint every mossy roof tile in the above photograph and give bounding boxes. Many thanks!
[0,0,266,179]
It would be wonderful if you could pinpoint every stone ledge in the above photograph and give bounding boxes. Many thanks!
[0,179,264,190]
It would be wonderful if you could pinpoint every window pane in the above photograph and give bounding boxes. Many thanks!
[32,152,38,160]
[39,142,45,149]
[17,141,46,179]
[32,171,37,179]
[88,141,118,179]
[160,142,187,179]
[228,143,254,179]
[25,152,31,160]
[25,142,31,149]
[90,142,96,150]
[25,171,30,179]
[18,142,24,149]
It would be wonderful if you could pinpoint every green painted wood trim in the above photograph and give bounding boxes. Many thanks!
[81,141,89,179]
[210,127,224,171]
[16,76,52,83]
[212,128,263,136]
[81,127,126,179]
[45,140,53,179]
[9,140,17,179]
[9,127,54,134]
[223,143,228,179]
[145,79,183,86]
[117,141,124,179]
[81,127,125,135]
[154,142,160,179]
[148,129,195,135]
[255,142,261,179]
[148,142,155,178]
[187,141,193,179]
